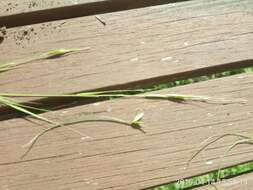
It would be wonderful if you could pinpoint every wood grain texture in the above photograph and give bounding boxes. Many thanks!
[1,73,253,190]
[0,0,100,16]
[0,0,189,27]
[0,0,252,107]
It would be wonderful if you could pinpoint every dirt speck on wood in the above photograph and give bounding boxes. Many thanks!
[13,27,35,47]
[5,3,19,12]
[0,27,7,44]
[2,1,81,14]
[0,1,72,48]
[11,21,67,48]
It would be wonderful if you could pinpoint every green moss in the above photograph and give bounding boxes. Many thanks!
[149,66,253,92]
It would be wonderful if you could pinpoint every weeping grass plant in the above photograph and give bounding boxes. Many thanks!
[1,91,245,129]
[0,91,246,129]
[0,91,247,104]
[0,91,246,157]
[0,92,146,158]
[0,48,250,163]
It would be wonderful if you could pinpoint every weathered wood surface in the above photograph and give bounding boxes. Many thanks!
[0,0,252,107]
[0,0,100,16]
[197,173,253,190]
[1,0,253,189]
[1,73,253,190]
[0,0,188,27]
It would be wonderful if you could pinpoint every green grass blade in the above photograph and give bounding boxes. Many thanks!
[23,113,145,158]
[0,89,144,98]
[0,96,56,125]
[0,92,246,105]
[0,47,89,73]
[187,133,251,168]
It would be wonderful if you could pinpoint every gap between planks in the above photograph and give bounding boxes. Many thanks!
[194,171,253,190]
[0,72,253,189]
[0,0,252,119]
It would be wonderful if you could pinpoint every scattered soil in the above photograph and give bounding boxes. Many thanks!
[28,2,38,9]
[0,27,7,44]
[13,26,35,46]
[11,21,66,48]
[5,3,19,12]
[3,1,81,13]
[0,1,75,47]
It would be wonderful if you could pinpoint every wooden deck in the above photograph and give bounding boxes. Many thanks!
[0,0,253,189]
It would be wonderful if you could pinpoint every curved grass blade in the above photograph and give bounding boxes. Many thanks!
[186,133,251,168]
[217,138,253,179]
[22,113,145,158]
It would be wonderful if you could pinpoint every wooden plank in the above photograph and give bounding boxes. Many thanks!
[0,0,106,17]
[0,0,252,110]
[196,173,253,190]
[0,0,88,14]
[1,73,253,189]
[0,0,188,28]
